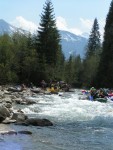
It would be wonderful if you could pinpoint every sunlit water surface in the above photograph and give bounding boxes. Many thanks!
[1,89,113,150]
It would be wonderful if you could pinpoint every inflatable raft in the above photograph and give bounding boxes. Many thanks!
[94,98,107,103]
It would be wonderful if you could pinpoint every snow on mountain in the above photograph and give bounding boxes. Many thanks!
[81,32,89,39]
[59,30,88,59]
[0,19,27,35]
[0,19,88,59]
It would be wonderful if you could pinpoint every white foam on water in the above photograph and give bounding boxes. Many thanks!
[22,90,113,123]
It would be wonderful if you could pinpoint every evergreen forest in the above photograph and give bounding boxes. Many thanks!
[0,0,113,88]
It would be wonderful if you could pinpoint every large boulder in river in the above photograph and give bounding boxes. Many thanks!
[0,114,5,123]
[0,105,11,123]
[25,118,53,126]
[11,112,28,122]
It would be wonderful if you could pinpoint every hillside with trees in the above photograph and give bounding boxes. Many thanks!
[0,0,112,88]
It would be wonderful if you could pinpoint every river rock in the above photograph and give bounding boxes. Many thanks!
[0,105,11,123]
[3,103,12,109]
[15,97,36,105]
[25,118,53,126]
[0,114,5,123]
[11,112,28,123]
[2,118,16,124]
[18,130,32,135]
[0,130,17,135]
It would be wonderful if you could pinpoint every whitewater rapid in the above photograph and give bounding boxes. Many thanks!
[1,89,113,150]
[22,89,113,125]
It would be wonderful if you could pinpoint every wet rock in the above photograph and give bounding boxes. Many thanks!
[15,122,29,126]
[11,112,28,122]
[0,114,6,123]
[25,99,36,105]
[18,130,32,135]
[15,98,36,105]
[25,118,53,126]
[10,95,17,99]
[0,130,17,135]
[14,98,23,104]
[2,118,16,124]
[17,109,24,113]
[4,98,12,104]
[3,103,12,109]
[0,105,11,122]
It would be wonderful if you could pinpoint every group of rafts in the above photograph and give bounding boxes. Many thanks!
[31,84,71,95]
[80,87,113,103]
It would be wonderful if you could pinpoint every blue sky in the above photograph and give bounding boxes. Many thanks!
[0,0,112,37]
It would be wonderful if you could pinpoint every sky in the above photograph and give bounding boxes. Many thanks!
[0,0,112,38]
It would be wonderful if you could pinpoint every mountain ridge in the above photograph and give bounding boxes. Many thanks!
[0,19,88,59]
[59,30,87,59]
[0,19,27,35]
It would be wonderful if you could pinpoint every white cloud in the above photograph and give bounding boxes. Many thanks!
[56,16,68,30]
[80,18,93,31]
[56,16,105,39]
[11,16,38,33]
[11,16,105,39]
[56,16,92,35]
[80,18,105,39]
[56,16,82,35]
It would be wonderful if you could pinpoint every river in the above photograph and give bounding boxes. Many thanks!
[0,89,113,150]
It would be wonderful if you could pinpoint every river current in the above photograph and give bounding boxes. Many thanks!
[1,89,113,150]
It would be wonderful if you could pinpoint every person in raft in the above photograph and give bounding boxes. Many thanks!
[90,87,97,100]
[41,80,47,90]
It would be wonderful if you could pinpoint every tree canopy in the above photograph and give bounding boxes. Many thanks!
[96,0,113,88]
[82,18,101,87]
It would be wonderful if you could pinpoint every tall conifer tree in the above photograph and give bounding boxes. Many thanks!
[83,18,101,87]
[34,0,64,81]
[85,18,101,58]
[36,0,61,66]
[96,0,113,88]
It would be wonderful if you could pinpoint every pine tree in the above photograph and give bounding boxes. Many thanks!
[83,18,101,87]
[85,18,101,58]
[34,0,64,82]
[36,0,61,66]
[96,0,113,88]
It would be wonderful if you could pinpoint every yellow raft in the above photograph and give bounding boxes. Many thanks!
[47,87,59,94]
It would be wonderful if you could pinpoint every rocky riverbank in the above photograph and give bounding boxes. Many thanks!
[0,85,53,135]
